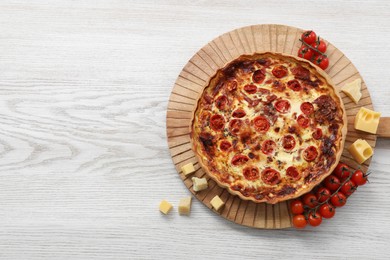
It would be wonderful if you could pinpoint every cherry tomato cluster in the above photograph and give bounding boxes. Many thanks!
[298,30,329,70]
[291,162,369,228]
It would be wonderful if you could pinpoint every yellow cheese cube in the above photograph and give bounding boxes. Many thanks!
[159,200,173,215]
[341,78,362,104]
[354,107,381,134]
[210,195,225,211]
[348,139,373,164]
[181,163,195,176]
[192,177,208,192]
[178,196,192,215]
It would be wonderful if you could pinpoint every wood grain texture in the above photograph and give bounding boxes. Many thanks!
[167,24,376,229]
[0,0,390,259]
[377,117,390,138]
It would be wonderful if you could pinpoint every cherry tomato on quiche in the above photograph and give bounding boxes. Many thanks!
[334,163,352,181]
[324,175,341,191]
[301,30,317,45]
[352,170,368,186]
[312,128,323,140]
[311,40,327,54]
[313,54,329,70]
[341,180,357,196]
[293,214,307,228]
[300,102,314,115]
[316,187,331,203]
[319,204,336,219]
[308,212,322,227]
[303,193,318,208]
[290,199,304,215]
[298,45,314,60]
[330,192,347,207]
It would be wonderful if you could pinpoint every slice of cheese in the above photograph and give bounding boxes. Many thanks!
[159,200,173,215]
[348,139,373,164]
[341,78,362,104]
[210,195,225,211]
[181,163,195,176]
[354,107,381,134]
[178,196,192,215]
[192,177,208,192]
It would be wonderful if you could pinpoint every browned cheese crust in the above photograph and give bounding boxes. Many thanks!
[190,52,347,204]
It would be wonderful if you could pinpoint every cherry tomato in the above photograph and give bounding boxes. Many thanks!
[334,163,352,181]
[287,79,301,91]
[272,65,288,78]
[341,180,357,196]
[297,114,310,128]
[316,187,331,203]
[210,114,225,131]
[301,30,317,45]
[219,140,231,152]
[261,140,276,155]
[275,99,291,113]
[232,109,246,118]
[290,200,304,215]
[244,84,257,94]
[303,146,318,162]
[215,95,228,110]
[228,119,242,135]
[298,46,314,60]
[351,170,368,186]
[308,212,322,227]
[231,154,249,166]
[311,40,327,54]
[261,168,281,185]
[313,54,329,70]
[286,166,301,181]
[282,135,296,151]
[253,116,270,133]
[293,214,307,228]
[252,69,266,84]
[330,192,347,207]
[303,193,318,208]
[319,204,336,219]
[242,166,260,181]
[324,175,341,191]
[300,102,314,115]
[312,128,323,140]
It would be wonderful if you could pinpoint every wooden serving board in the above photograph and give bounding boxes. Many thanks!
[166,24,382,229]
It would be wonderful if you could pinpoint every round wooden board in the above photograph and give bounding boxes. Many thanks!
[166,24,376,229]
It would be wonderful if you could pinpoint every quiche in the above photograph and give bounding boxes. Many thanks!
[190,52,347,204]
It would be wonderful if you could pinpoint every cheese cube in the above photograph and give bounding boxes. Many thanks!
[341,78,362,104]
[178,196,192,215]
[159,200,173,215]
[210,195,225,211]
[348,139,373,164]
[181,163,195,176]
[354,107,381,134]
[192,177,208,192]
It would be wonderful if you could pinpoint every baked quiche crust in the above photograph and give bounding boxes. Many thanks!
[190,52,347,204]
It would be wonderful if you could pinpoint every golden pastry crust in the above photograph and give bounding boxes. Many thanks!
[190,52,347,204]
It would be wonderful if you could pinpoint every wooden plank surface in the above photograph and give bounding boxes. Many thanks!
[377,117,390,138]
[0,0,390,259]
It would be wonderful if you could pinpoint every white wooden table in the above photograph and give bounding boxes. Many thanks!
[0,1,389,259]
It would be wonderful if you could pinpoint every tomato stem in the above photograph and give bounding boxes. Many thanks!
[306,167,356,215]
[299,39,327,57]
